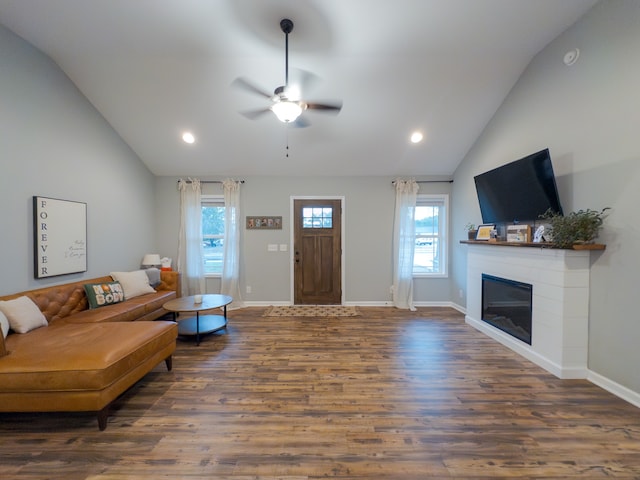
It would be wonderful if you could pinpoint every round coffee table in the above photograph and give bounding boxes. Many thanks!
[163,294,232,345]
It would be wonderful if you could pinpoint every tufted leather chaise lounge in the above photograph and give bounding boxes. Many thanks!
[0,271,180,430]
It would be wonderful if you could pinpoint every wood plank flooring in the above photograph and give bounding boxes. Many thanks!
[2,307,640,479]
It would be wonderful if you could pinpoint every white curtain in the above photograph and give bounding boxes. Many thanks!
[177,178,205,297]
[221,179,243,308]
[392,178,419,310]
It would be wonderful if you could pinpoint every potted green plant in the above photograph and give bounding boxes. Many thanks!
[465,223,478,240]
[539,208,610,248]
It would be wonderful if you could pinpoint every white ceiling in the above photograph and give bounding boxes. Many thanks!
[0,0,597,177]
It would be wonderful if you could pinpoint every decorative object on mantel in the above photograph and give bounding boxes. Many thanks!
[475,224,495,241]
[540,207,610,249]
[465,223,477,240]
[506,224,531,243]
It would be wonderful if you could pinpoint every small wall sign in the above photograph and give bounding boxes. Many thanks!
[246,216,282,230]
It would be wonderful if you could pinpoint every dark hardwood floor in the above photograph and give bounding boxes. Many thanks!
[2,307,640,479]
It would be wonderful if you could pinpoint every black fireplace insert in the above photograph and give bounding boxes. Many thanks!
[481,274,532,345]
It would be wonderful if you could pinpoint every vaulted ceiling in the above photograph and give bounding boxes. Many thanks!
[0,0,597,177]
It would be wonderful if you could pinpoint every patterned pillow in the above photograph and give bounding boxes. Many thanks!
[83,282,125,309]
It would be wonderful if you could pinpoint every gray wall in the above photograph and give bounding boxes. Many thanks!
[451,0,640,394]
[155,175,452,304]
[0,25,157,295]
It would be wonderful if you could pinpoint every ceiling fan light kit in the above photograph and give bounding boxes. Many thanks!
[233,18,342,127]
[271,100,303,123]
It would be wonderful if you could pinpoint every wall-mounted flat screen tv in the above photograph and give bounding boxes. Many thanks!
[474,148,563,224]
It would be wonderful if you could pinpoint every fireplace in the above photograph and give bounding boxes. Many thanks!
[466,243,592,379]
[481,274,532,345]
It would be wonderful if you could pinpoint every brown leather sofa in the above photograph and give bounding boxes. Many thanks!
[0,271,181,430]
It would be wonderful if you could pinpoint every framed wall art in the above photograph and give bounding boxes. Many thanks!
[33,196,87,278]
[246,216,282,230]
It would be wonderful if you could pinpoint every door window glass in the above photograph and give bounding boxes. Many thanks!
[302,207,333,228]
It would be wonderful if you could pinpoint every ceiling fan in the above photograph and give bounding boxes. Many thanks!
[233,18,342,128]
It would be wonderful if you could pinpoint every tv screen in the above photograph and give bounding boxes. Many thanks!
[474,148,563,224]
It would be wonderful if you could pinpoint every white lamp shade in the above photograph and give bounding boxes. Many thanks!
[271,100,303,123]
[141,254,161,267]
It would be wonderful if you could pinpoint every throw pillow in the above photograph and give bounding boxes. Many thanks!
[144,267,162,287]
[0,310,9,339]
[84,281,125,309]
[110,270,156,299]
[0,296,48,334]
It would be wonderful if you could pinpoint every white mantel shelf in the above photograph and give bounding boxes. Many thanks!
[463,242,602,379]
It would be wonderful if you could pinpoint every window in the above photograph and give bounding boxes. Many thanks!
[302,206,333,228]
[414,194,448,276]
[202,195,225,275]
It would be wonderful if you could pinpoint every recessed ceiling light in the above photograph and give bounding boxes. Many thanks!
[410,131,424,144]
[182,132,195,144]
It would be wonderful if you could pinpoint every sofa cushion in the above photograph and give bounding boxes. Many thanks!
[0,296,48,334]
[84,282,125,309]
[61,300,147,324]
[0,321,178,393]
[110,270,156,299]
[125,289,177,314]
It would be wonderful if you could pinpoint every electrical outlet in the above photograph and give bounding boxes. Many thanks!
[459,289,463,298]
[389,285,394,294]
[246,286,252,294]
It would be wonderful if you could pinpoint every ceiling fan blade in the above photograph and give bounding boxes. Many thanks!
[291,116,311,128]
[232,77,273,99]
[294,69,320,93]
[306,101,343,114]
[239,108,272,120]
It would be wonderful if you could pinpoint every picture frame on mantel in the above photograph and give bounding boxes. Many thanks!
[475,224,495,241]
[33,196,87,279]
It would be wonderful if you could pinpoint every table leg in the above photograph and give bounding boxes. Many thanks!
[196,311,200,346]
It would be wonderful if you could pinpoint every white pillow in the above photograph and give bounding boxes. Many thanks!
[0,296,48,334]
[0,310,9,338]
[110,270,156,299]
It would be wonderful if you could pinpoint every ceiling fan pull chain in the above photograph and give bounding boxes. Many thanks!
[286,127,290,158]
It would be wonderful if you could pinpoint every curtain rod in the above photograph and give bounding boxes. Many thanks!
[177,180,245,184]
[392,180,453,184]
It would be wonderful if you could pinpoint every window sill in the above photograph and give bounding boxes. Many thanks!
[413,273,448,279]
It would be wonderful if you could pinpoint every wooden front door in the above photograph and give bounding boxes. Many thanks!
[293,199,342,305]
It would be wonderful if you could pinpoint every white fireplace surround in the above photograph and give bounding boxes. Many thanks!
[465,243,592,379]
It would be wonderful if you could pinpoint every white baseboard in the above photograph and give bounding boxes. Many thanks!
[587,370,640,408]
[241,300,291,307]
[465,315,587,379]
